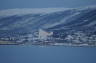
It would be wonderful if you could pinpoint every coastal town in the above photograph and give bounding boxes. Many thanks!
[0,29,96,46]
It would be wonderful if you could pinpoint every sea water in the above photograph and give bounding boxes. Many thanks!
[0,45,96,63]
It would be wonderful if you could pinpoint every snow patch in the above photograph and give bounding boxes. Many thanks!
[0,8,70,17]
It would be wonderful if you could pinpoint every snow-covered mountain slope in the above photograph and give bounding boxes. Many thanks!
[0,8,75,32]
[47,7,96,31]
[0,6,96,36]
[0,6,96,45]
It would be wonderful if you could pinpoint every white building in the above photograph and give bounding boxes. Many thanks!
[38,29,53,40]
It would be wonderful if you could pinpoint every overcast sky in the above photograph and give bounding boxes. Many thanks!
[0,0,96,10]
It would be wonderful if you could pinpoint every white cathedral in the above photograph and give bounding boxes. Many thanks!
[38,29,53,40]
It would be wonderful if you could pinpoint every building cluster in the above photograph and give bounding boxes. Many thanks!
[0,29,96,45]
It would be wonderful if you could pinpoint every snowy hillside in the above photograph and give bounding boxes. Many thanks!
[0,6,96,46]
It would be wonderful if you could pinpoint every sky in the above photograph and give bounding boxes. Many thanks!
[0,0,96,10]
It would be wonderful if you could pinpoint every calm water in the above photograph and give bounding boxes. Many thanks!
[0,45,96,63]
